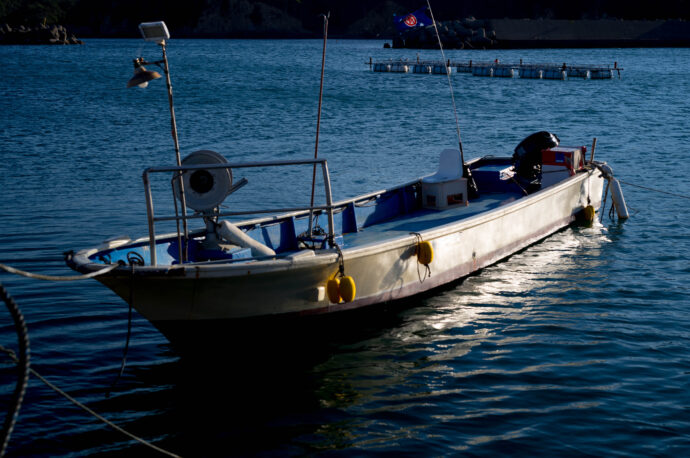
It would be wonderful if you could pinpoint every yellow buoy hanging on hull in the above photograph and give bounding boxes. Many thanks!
[339,276,357,303]
[583,205,596,223]
[416,241,434,265]
[326,278,341,304]
[326,276,357,303]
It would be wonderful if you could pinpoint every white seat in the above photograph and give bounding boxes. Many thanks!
[422,149,463,183]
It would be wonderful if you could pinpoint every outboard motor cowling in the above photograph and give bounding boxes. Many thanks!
[512,131,560,192]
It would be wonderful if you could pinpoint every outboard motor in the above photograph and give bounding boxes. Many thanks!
[512,131,560,192]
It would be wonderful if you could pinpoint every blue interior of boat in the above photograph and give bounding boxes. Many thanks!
[89,158,529,265]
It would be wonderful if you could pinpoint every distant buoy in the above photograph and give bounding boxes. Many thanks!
[339,276,356,303]
[416,241,434,265]
[326,278,340,304]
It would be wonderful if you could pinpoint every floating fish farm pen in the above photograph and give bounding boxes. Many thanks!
[372,61,409,73]
[492,67,515,78]
[519,67,543,79]
[567,68,591,78]
[431,63,454,74]
[542,68,567,80]
[591,69,615,79]
[456,60,496,73]
[472,66,494,77]
[370,58,622,81]
[374,59,454,75]
[412,64,432,73]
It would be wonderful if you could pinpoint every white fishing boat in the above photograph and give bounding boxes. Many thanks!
[66,21,627,343]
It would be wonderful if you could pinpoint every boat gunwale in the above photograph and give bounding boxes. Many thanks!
[335,165,596,258]
[69,161,601,278]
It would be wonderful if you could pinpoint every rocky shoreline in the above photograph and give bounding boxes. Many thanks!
[2,17,689,49]
[0,24,82,45]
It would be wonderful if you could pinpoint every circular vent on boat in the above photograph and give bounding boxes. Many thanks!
[173,150,232,212]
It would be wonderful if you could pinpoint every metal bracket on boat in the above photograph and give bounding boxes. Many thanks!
[126,252,146,266]
[298,212,330,250]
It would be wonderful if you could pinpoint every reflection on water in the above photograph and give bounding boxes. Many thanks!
[282,225,620,452]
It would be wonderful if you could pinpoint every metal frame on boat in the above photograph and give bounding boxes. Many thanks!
[143,158,337,266]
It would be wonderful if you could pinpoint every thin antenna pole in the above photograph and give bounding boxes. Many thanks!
[161,41,189,261]
[308,13,329,237]
[426,1,478,198]
[425,0,465,162]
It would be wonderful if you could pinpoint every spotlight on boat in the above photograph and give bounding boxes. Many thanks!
[138,21,170,44]
[126,57,162,88]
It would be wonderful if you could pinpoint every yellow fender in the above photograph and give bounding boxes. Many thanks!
[326,278,341,304]
[416,240,434,265]
[339,276,356,303]
[326,276,357,303]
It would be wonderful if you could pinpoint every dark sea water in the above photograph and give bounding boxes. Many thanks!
[1,39,690,456]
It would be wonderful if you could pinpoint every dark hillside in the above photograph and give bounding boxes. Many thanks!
[1,0,689,39]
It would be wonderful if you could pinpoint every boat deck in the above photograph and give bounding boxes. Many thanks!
[341,192,520,248]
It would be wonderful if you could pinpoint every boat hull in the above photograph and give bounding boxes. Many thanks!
[76,168,604,329]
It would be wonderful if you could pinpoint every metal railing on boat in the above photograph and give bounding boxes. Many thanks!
[142,158,335,266]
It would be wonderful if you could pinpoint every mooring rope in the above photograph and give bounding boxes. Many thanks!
[0,344,181,457]
[0,283,30,457]
[332,241,345,279]
[591,162,684,219]
[107,266,135,398]
[0,261,121,282]
[0,259,178,455]
[616,179,690,201]
[0,279,180,457]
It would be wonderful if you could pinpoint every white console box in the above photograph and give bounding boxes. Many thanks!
[422,178,468,209]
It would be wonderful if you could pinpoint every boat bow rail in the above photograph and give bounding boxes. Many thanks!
[142,157,336,266]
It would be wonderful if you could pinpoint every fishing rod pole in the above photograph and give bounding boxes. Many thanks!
[308,12,329,237]
[425,0,478,198]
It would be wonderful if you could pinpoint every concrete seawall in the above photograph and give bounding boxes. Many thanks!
[393,19,690,49]
[489,19,690,48]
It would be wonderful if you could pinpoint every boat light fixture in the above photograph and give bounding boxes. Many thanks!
[138,21,170,44]
[126,57,162,88]
[127,20,190,262]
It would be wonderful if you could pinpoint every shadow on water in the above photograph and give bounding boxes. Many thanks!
[84,305,423,456]
[97,273,530,457]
